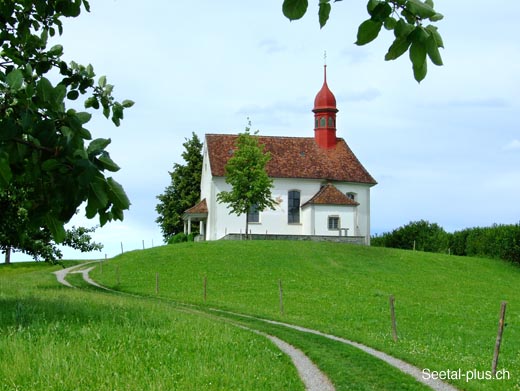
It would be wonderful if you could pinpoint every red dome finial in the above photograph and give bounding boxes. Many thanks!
[313,64,337,111]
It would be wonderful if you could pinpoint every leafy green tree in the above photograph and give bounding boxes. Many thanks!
[156,133,203,241]
[0,1,132,244]
[217,124,276,238]
[282,0,444,82]
[372,220,449,252]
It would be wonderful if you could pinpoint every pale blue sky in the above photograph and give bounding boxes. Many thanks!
[11,1,520,260]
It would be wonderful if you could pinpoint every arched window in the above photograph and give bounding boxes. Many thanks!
[319,117,326,127]
[247,204,259,223]
[315,118,319,128]
[328,117,334,127]
[288,190,300,224]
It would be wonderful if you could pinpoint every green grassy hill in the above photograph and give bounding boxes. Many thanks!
[0,262,303,390]
[90,241,520,391]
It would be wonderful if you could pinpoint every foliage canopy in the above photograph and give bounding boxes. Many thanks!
[282,0,444,82]
[0,0,132,245]
[155,133,203,241]
[217,124,276,237]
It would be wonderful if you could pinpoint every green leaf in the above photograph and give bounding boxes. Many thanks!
[97,154,120,172]
[426,24,444,48]
[98,75,107,88]
[36,77,54,102]
[111,206,124,221]
[107,177,130,210]
[370,2,392,22]
[6,69,24,91]
[87,138,111,155]
[76,111,92,124]
[394,19,414,38]
[49,44,63,56]
[46,215,66,243]
[426,35,443,66]
[384,17,397,30]
[406,0,436,19]
[409,37,427,67]
[282,0,308,21]
[319,1,331,28]
[121,99,135,108]
[355,19,383,45]
[413,58,427,82]
[367,0,380,14]
[90,176,109,207]
[385,37,411,61]
[67,90,79,100]
[429,13,444,22]
[0,153,12,187]
[42,159,60,171]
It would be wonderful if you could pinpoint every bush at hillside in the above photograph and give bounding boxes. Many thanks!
[373,221,520,265]
[371,220,449,253]
[450,224,520,263]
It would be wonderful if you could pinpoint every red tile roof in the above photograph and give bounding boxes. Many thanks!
[205,134,376,185]
[183,198,208,214]
[302,183,359,207]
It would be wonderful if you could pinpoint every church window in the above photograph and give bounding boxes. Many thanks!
[328,117,334,127]
[319,117,326,127]
[315,118,319,128]
[328,216,340,230]
[247,204,259,223]
[346,192,357,201]
[288,190,300,224]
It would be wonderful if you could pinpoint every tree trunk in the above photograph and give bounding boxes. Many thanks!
[245,216,249,240]
[4,247,11,265]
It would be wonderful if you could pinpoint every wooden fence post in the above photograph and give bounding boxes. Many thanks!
[492,301,507,375]
[279,280,284,316]
[120,242,124,254]
[389,295,398,342]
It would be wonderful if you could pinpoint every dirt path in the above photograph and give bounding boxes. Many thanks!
[54,262,336,391]
[54,264,461,391]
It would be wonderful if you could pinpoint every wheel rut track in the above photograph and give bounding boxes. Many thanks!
[54,261,459,391]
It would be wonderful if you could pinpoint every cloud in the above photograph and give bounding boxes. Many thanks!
[503,139,520,151]
[258,39,286,54]
[338,88,381,102]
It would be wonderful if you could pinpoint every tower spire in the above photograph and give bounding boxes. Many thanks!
[312,61,338,149]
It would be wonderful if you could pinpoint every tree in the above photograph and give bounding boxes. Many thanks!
[156,133,203,241]
[0,1,132,245]
[0,183,102,263]
[372,220,449,252]
[217,124,276,238]
[282,0,444,82]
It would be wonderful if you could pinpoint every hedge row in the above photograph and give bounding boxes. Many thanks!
[372,220,520,264]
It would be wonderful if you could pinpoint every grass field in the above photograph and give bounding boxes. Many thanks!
[0,262,304,390]
[90,241,520,391]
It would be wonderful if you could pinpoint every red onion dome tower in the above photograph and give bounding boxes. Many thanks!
[312,65,338,149]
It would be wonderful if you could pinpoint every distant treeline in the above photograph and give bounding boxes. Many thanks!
[371,220,520,265]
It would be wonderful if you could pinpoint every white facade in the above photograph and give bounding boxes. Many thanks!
[199,143,372,243]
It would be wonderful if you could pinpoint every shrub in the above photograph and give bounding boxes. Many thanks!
[373,220,449,253]
[168,233,187,244]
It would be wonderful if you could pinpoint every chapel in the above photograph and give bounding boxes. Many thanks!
[183,66,377,244]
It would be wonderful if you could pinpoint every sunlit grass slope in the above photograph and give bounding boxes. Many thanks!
[0,262,303,391]
[92,241,520,391]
